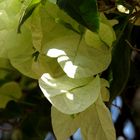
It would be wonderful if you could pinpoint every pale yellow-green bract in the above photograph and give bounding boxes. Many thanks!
[45,33,111,79]
[39,74,100,114]
[51,95,116,140]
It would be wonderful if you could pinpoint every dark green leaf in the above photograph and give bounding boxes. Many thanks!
[109,32,131,103]
[57,0,99,32]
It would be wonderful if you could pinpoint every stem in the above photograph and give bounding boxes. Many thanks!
[125,40,140,52]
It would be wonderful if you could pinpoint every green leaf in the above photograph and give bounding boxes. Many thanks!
[57,0,99,32]
[109,34,131,102]
[0,82,22,108]
[39,74,100,114]
[51,96,116,140]
[18,0,41,33]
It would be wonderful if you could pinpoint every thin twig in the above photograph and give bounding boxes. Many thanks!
[125,39,140,52]
[111,104,122,111]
